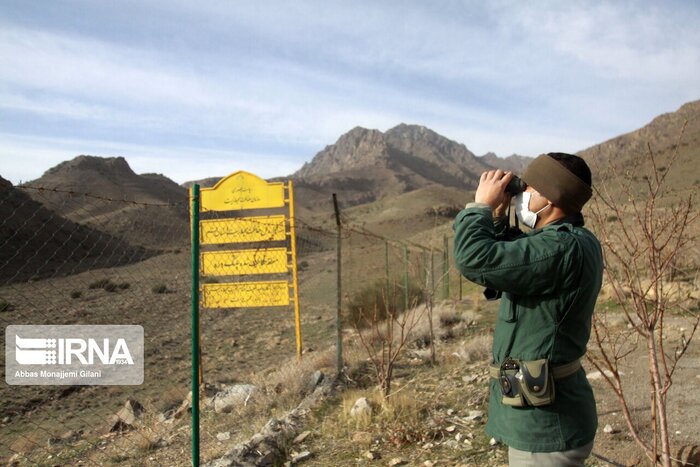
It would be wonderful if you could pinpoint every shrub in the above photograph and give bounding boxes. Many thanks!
[118,282,130,290]
[438,310,462,328]
[70,290,82,299]
[152,284,168,294]
[347,279,424,328]
[88,279,111,289]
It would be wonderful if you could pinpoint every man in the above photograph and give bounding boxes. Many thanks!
[453,153,603,466]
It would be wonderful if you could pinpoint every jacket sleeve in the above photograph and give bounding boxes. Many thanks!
[452,206,578,296]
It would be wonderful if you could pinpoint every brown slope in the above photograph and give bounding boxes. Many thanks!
[578,99,700,194]
[0,176,153,285]
[24,156,189,248]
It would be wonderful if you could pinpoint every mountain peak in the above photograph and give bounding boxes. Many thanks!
[386,123,433,139]
[43,155,135,180]
[292,123,502,205]
[295,127,388,180]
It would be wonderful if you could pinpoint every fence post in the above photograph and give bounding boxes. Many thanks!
[443,235,449,299]
[190,184,200,467]
[429,248,434,296]
[332,194,343,375]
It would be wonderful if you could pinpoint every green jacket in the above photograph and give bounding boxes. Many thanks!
[453,204,603,452]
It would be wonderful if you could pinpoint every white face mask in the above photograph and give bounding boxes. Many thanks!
[514,191,551,228]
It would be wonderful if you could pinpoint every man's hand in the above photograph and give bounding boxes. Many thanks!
[475,170,513,212]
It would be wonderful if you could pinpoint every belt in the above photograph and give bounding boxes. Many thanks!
[488,359,582,380]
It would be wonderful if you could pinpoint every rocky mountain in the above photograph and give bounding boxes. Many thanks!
[294,124,524,206]
[23,156,189,248]
[578,99,700,192]
[0,176,153,284]
[479,152,532,174]
[180,177,223,189]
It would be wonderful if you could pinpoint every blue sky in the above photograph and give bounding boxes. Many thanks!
[1,0,699,185]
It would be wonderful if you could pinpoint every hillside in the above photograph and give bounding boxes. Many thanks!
[0,176,153,284]
[578,99,700,195]
[24,156,189,249]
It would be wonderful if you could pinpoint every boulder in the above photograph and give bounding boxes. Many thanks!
[213,384,257,413]
[108,399,144,432]
[350,397,372,418]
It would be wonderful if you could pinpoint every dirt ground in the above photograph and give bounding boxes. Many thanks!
[2,272,698,466]
[588,315,700,467]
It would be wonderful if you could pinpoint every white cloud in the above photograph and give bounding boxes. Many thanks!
[0,1,698,187]
[0,133,304,185]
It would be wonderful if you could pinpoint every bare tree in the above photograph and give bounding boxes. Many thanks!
[587,122,699,467]
[354,280,427,397]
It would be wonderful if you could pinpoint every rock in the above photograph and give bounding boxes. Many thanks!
[307,371,324,391]
[424,461,436,467]
[389,458,408,466]
[489,437,499,446]
[216,432,231,441]
[47,429,83,447]
[213,384,257,413]
[350,397,372,418]
[443,440,459,449]
[465,410,484,421]
[446,425,456,432]
[293,430,311,444]
[171,398,191,419]
[291,451,313,463]
[364,450,381,460]
[462,375,478,384]
[108,399,144,432]
[603,424,620,434]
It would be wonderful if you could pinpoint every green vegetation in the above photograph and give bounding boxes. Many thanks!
[87,278,129,292]
[88,278,111,289]
[346,279,424,328]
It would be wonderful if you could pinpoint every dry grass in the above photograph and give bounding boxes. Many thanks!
[451,334,493,364]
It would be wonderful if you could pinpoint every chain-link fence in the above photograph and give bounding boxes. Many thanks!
[0,182,460,465]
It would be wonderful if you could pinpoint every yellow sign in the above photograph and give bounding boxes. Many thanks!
[200,216,287,244]
[201,281,290,308]
[200,171,285,211]
[201,248,288,276]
